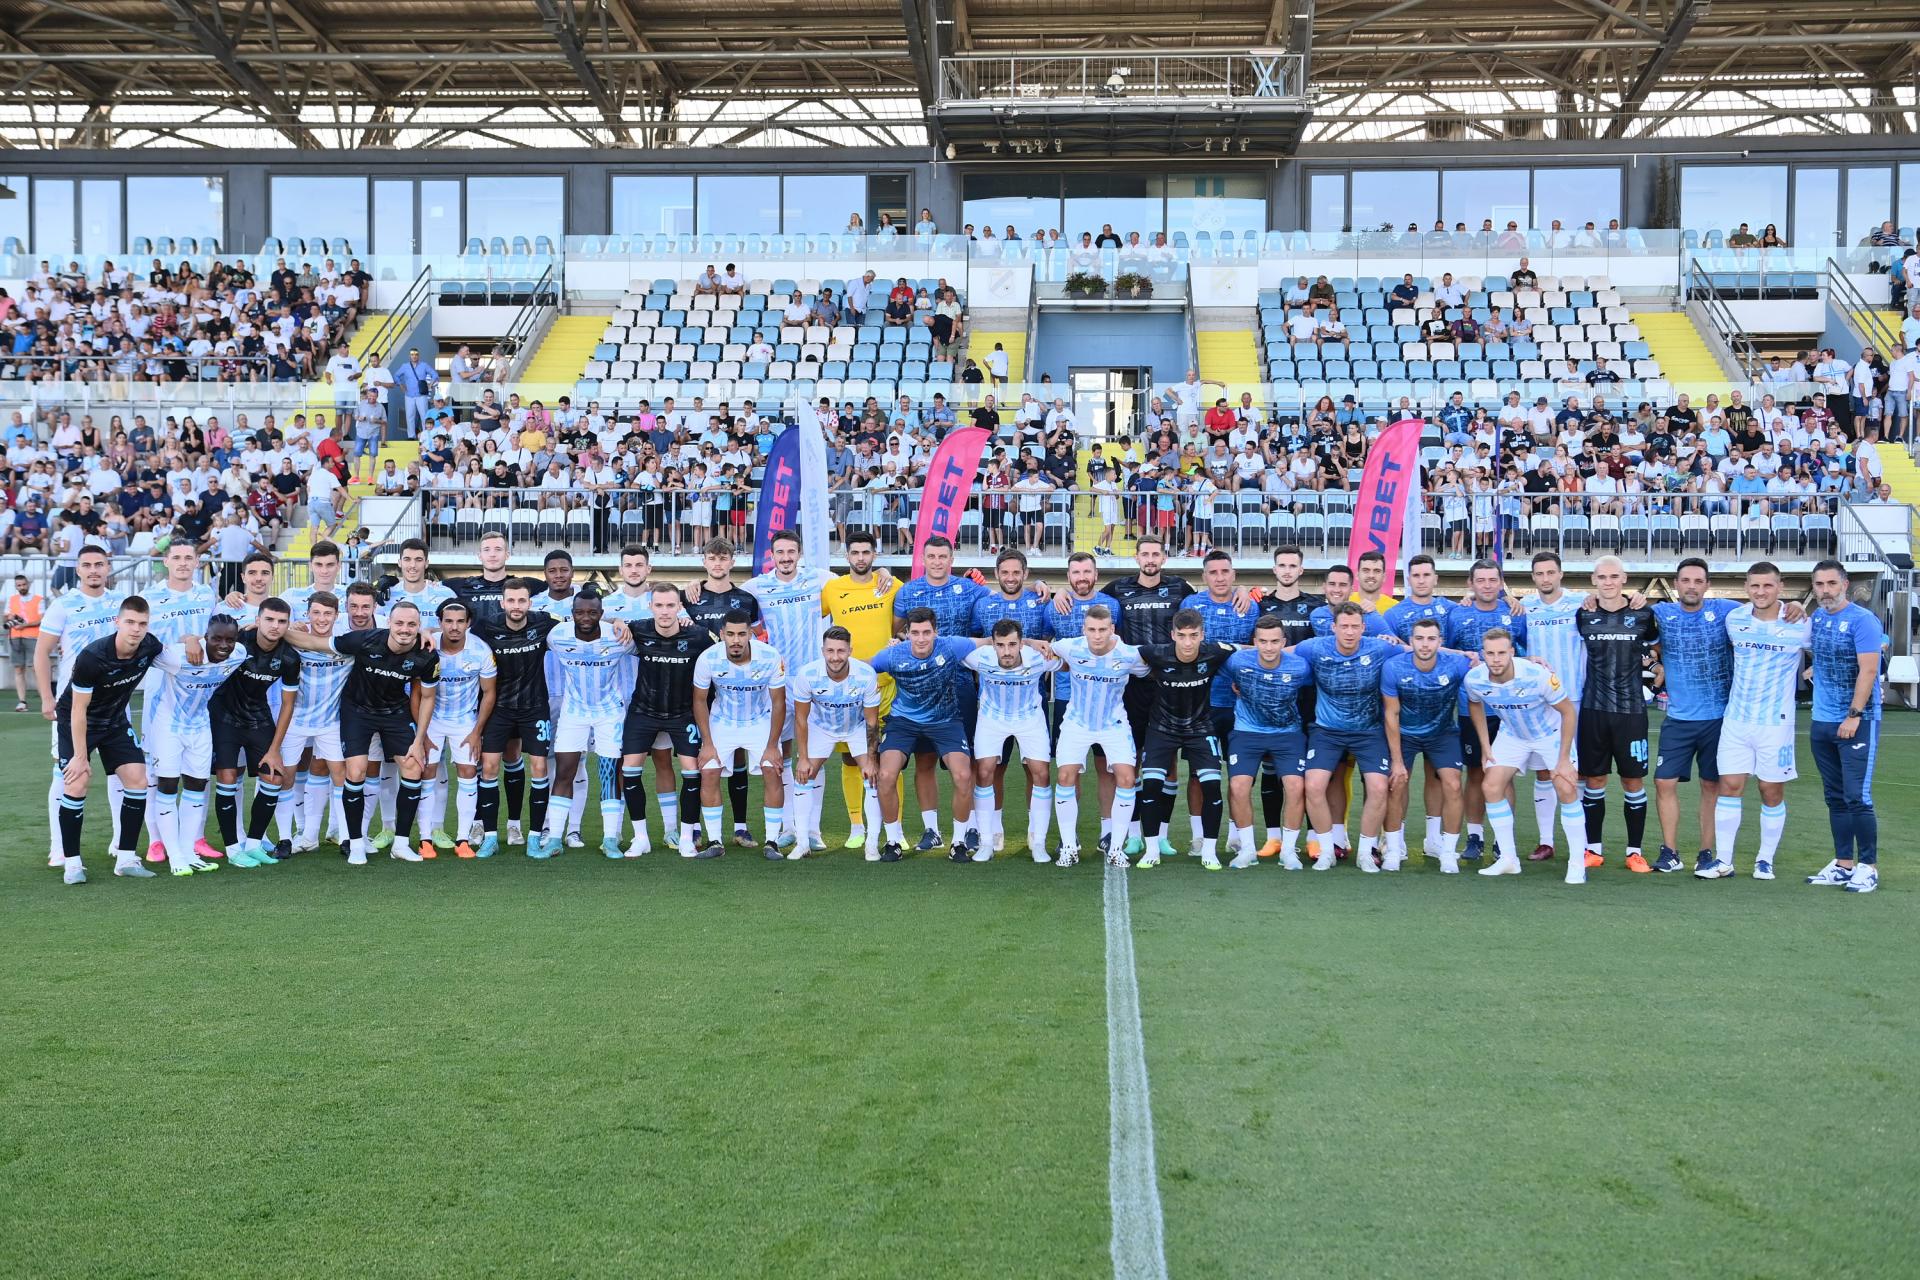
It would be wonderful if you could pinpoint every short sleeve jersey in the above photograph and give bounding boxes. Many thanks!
[1049,638,1149,730]
[1179,593,1259,705]
[1381,650,1476,739]
[871,636,977,723]
[1575,603,1659,715]
[744,566,831,672]
[1724,605,1810,728]
[471,613,559,714]
[1464,658,1570,740]
[1226,650,1311,733]
[41,589,127,693]
[545,622,636,722]
[430,637,496,728]
[1136,643,1237,737]
[894,574,987,636]
[151,643,249,739]
[1293,635,1397,730]
[820,576,900,661]
[790,658,881,740]
[963,646,1057,721]
[625,622,718,722]
[1809,603,1884,723]
[210,629,302,727]
[1046,592,1122,701]
[58,633,165,728]
[693,639,787,727]
[1650,601,1734,721]
[333,628,439,718]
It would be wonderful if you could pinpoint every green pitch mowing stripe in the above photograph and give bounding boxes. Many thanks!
[1125,722,1916,1278]
[0,720,1118,1277]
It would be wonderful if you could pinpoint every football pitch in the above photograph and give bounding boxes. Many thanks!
[3,710,1914,1279]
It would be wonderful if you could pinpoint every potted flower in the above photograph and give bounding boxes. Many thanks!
[1114,271,1152,298]
[1065,271,1108,299]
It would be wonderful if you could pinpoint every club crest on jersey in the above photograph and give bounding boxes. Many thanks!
[1360,656,1372,666]
[1439,675,1450,686]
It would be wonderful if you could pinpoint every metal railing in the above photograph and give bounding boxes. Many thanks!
[412,484,1860,564]
[1826,256,1899,354]
[0,351,276,383]
[1687,258,1759,381]
[936,52,1308,106]
[499,262,559,373]
[352,263,434,366]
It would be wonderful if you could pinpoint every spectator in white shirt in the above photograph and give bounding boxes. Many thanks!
[449,344,483,383]
[1285,304,1320,349]
[694,265,722,296]
[746,332,774,363]
[1433,273,1465,307]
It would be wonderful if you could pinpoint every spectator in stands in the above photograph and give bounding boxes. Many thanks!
[884,278,914,327]
[1389,273,1418,307]
[1868,220,1909,248]
[1508,308,1534,338]
[719,264,748,296]
[396,346,437,437]
[845,271,875,324]
[1095,224,1122,249]
[694,265,722,296]
[1759,223,1785,250]
[1318,307,1351,350]
[1728,223,1759,249]
[781,290,810,326]
[1509,258,1538,290]
[747,331,774,363]
[1451,310,1480,344]
[927,288,964,358]
[1420,305,1452,342]
[1308,276,1336,305]
[1434,273,1465,307]
[915,208,937,235]
[1286,302,1321,349]
[1287,275,1315,306]
[1482,306,1509,340]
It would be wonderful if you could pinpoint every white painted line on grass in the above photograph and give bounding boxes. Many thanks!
[1105,861,1169,1280]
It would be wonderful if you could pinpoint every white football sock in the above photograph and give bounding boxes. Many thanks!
[1758,802,1786,860]
[1486,800,1518,861]
[1028,786,1052,850]
[456,776,478,839]
[1330,822,1348,849]
[884,820,905,845]
[1713,795,1743,865]
[1054,785,1080,843]
[1534,779,1557,845]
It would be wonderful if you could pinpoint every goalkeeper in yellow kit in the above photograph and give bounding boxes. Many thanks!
[819,530,903,847]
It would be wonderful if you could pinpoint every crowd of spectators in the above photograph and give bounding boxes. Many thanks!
[0,255,369,386]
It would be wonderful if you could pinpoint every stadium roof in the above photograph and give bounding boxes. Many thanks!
[0,0,1915,150]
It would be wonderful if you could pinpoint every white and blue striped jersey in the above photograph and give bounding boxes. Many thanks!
[41,588,127,691]
[388,579,457,631]
[963,646,1058,721]
[598,588,654,626]
[291,636,354,731]
[743,567,830,673]
[145,581,219,643]
[694,640,786,727]
[546,623,635,721]
[429,638,497,729]
[530,589,578,619]
[1050,637,1149,731]
[1724,605,1809,728]
[1464,658,1570,741]
[790,658,881,740]
[148,643,247,740]
[227,600,264,629]
[1047,590,1121,701]
[1519,590,1588,704]
[283,582,347,624]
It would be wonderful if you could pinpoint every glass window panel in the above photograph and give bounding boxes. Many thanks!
[782,174,866,233]
[373,179,414,254]
[270,175,369,250]
[962,195,1060,238]
[80,179,121,255]
[1844,167,1893,244]
[1530,167,1621,231]
[1679,165,1785,235]
[125,175,224,248]
[610,175,694,237]
[1064,173,1159,239]
[696,174,779,235]
[868,174,909,230]
[466,174,563,246]
[420,179,460,253]
[1441,169,1530,231]
[0,175,28,253]
[1349,169,1437,233]
[1792,168,1839,250]
[1899,163,1920,233]
[1308,173,1345,232]
[1164,173,1266,237]
[33,179,74,257]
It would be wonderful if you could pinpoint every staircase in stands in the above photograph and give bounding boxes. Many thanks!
[1631,311,1725,399]
[520,314,607,388]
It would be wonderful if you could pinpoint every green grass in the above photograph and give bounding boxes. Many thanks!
[2,709,1914,1278]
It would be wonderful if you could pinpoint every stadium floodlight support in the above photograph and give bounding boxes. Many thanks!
[152,0,322,149]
